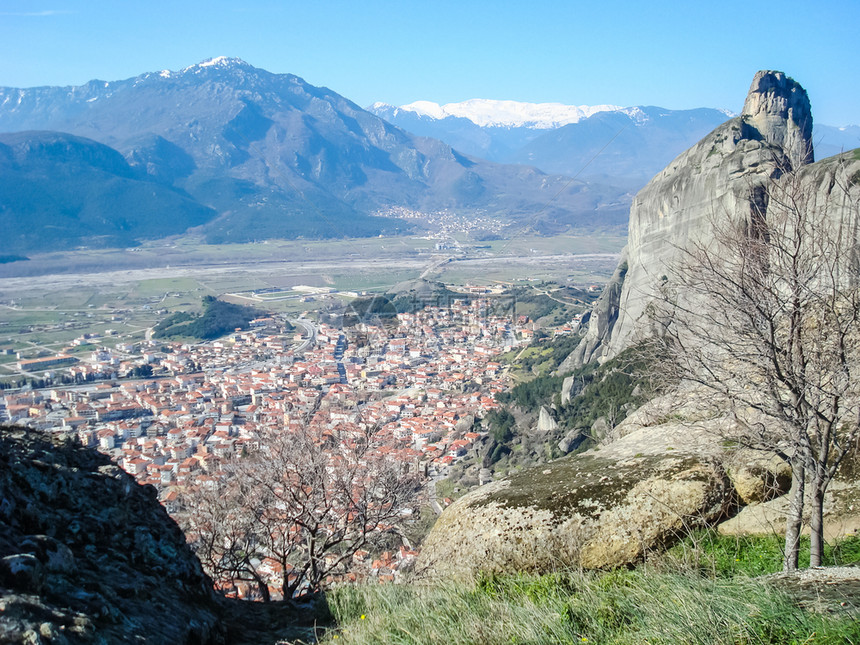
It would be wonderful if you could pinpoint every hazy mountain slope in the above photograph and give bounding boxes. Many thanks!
[814,124,860,160]
[0,58,630,249]
[370,101,731,189]
[514,107,731,186]
[0,131,215,251]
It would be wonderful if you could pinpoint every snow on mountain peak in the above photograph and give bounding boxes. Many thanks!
[199,56,231,67]
[396,98,624,129]
[181,57,249,73]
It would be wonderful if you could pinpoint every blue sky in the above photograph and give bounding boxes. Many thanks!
[1,0,858,125]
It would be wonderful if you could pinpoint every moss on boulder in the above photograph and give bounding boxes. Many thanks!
[419,420,735,579]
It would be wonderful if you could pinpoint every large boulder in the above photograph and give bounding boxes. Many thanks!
[419,416,736,580]
[418,383,848,580]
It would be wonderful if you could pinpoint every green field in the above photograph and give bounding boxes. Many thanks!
[0,233,624,379]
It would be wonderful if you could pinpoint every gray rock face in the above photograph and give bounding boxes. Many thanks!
[563,70,824,367]
[560,375,575,405]
[741,70,814,169]
[536,406,558,433]
[0,426,226,644]
[558,251,628,370]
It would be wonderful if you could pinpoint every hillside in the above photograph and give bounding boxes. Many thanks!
[0,131,215,251]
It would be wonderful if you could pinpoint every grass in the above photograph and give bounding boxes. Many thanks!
[663,530,860,577]
[308,533,860,645]
[320,566,860,644]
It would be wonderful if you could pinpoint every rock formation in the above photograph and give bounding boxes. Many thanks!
[536,406,558,433]
[557,251,628,370]
[419,402,738,579]
[563,70,860,368]
[419,71,860,581]
[0,426,225,644]
[741,70,814,168]
[418,384,859,580]
[0,426,330,644]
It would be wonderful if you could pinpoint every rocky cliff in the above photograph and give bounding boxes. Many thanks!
[419,71,860,581]
[564,70,860,367]
[0,426,225,644]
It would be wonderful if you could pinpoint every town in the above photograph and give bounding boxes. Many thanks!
[1,294,546,592]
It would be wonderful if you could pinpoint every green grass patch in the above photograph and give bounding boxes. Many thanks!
[322,568,860,644]
[664,530,860,577]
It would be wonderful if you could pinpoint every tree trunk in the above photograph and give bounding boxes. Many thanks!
[808,482,826,567]
[783,460,805,571]
[253,571,271,603]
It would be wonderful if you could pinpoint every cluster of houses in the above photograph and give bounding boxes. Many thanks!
[2,296,536,591]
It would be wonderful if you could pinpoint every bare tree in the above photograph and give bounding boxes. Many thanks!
[651,157,860,570]
[181,475,271,601]
[185,419,423,599]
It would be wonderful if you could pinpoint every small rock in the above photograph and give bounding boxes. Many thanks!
[1,554,44,593]
[21,535,76,574]
[22,629,41,645]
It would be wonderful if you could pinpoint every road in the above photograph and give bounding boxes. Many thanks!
[290,318,317,355]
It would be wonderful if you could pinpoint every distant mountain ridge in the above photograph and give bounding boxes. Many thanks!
[369,99,860,188]
[0,58,630,252]
[0,131,215,251]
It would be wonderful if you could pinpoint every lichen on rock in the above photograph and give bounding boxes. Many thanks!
[418,424,735,580]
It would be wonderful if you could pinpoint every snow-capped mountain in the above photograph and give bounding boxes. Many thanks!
[372,99,627,130]
[0,58,631,252]
[370,100,735,187]
[371,97,859,189]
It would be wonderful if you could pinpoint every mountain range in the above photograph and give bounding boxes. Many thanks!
[2,58,856,254]
[0,58,629,253]
[369,99,860,188]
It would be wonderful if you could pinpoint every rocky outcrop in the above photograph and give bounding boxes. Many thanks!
[420,71,860,585]
[536,406,558,433]
[557,250,627,369]
[420,379,860,580]
[0,426,225,644]
[557,428,585,454]
[765,567,860,616]
[741,70,814,168]
[418,383,835,580]
[418,408,740,579]
[563,70,826,367]
[560,375,575,405]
